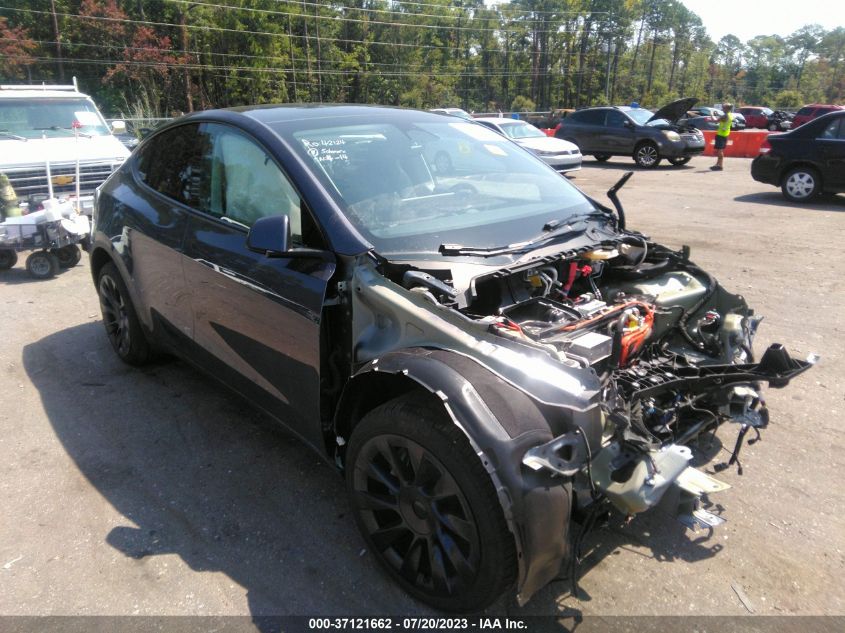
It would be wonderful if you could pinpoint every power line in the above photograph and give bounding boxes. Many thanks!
[21,54,595,77]
[0,35,599,69]
[165,0,601,36]
[0,5,612,56]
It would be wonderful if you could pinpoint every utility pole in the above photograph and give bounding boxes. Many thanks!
[180,3,202,113]
[49,0,65,82]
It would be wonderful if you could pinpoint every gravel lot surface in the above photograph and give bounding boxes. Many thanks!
[1,156,843,619]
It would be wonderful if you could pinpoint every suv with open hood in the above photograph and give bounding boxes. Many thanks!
[555,97,706,168]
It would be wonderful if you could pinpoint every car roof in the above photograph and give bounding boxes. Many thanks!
[207,103,443,126]
[0,90,92,100]
[473,117,525,124]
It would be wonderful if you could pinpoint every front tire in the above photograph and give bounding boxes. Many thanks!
[25,251,59,279]
[97,262,153,365]
[346,393,516,611]
[634,142,661,168]
[781,167,821,202]
[593,154,611,162]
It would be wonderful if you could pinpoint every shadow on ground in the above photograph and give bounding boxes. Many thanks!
[23,321,727,621]
[0,263,75,285]
[734,192,845,210]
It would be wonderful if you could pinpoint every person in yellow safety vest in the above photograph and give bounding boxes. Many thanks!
[710,103,733,171]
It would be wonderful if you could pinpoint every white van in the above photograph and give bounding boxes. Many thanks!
[0,80,130,216]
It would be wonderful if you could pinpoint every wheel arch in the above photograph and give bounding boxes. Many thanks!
[778,161,822,186]
[89,246,114,285]
[334,347,575,605]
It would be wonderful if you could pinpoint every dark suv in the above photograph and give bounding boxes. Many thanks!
[90,105,810,611]
[555,98,706,168]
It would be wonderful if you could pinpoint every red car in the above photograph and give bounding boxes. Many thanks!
[791,104,844,128]
[737,106,774,129]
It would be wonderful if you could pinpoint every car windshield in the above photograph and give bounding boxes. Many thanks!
[0,98,110,139]
[625,108,667,127]
[498,122,546,139]
[279,116,595,255]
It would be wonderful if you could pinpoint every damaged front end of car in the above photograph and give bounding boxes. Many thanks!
[335,174,814,606]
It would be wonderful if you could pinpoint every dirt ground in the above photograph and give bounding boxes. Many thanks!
[1,156,844,619]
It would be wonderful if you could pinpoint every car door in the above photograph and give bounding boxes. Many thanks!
[126,124,200,348]
[181,121,336,451]
[599,110,636,154]
[817,117,845,190]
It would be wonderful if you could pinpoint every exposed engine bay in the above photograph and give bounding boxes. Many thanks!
[373,190,813,528]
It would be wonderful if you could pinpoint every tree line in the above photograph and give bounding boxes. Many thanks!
[1,0,843,118]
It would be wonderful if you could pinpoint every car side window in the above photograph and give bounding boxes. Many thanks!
[820,119,842,139]
[136,124,210,210]
[605,111,627,128]
[204,123,309,245]
[580,110,606,125]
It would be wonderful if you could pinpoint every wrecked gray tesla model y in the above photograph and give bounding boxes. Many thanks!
[90,105,812,611]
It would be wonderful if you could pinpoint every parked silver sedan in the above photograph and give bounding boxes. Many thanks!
[474,117,582,173]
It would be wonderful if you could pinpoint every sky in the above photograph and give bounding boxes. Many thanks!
[680,0,843,43]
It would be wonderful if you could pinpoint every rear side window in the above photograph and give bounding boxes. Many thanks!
[819,118,843,139]
[569,110,605,125]
[136,124,210,211]
[796,107,814,116]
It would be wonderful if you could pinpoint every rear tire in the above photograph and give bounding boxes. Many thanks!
[634,142,661,168]
[53,244,82,268]
[781,167,821,202]
[668,156,691,166]
[346,392,516,612]
[25,251,59,279]
[0,249,17,270]
[97,262,153,366]
[593,154,611,162]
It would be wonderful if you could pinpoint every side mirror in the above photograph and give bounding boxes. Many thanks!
[111,120,126,133]
[247,214,290,256]
[624,120,634,129]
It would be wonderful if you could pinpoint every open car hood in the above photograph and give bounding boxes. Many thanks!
[648,97,699,124]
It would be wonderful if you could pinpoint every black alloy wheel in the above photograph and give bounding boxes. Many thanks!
[0,249,17,270]
[634,142,661,168]
[25,251,59,279]
[668,156,692,166]
[97,262,152,365]
[347,393,516,611]
[53,244,82,268]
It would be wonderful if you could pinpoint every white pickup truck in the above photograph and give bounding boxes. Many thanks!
[0,80,130,216]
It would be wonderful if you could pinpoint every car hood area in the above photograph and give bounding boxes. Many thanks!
[514,135,580,153]
[649,97,699,124]
[0,135,130,168]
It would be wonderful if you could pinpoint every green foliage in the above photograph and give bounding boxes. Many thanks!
[1,1,842,115]
[773,90,804,109]
[510,95,536,112]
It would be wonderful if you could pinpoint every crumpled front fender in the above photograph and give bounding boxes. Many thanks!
[342,347,585,605]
